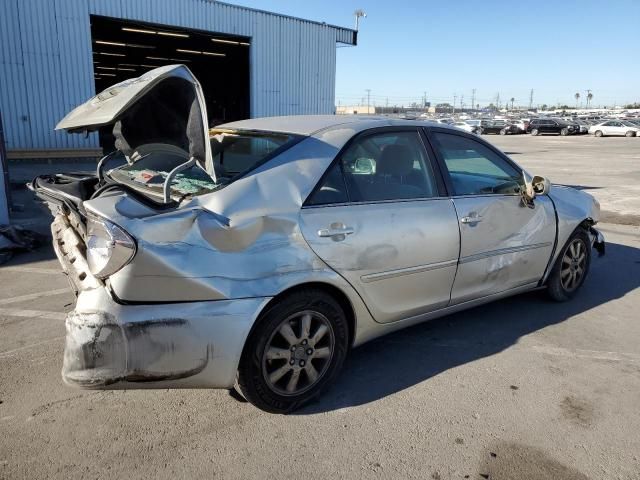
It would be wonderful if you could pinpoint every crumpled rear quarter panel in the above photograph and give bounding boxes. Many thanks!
[87,133,354,303]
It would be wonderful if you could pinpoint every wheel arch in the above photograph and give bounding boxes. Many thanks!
[242,281,357,358]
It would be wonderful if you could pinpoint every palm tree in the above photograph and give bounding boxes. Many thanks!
[575,92,580,109]
[510,97,515,110]
[587,92,593,107]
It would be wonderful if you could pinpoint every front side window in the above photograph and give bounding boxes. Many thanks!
[307,130,439,205]
[431,132,522,196]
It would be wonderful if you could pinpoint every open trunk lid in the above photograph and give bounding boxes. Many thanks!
[56,64,214,181]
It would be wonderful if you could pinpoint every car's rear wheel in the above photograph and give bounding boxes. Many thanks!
[625,131,635,137]
[531,128,539,136]
[594,130,603,137]
[500,128,507,135]
[477,127,484,135]
[547,229,591,302]
[236,289,349,413]
[560,128,569,136]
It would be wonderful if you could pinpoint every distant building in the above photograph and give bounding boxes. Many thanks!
[0,0,356,158]
[336,106,376,115]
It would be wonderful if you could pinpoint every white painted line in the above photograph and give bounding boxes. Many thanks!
[0,288,70,306]
[0,307,66,320]
[0,336,65,358]
[1,266,62,275]
[532,345,640,363]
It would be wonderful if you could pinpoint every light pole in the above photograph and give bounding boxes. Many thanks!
[354,10,367,31]
[365,89,371,114]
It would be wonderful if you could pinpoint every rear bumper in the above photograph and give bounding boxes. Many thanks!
[62,287,270,389]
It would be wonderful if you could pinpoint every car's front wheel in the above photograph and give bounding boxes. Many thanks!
[531,128,539,136]
[236,289,349,413]
[560,128,569,136]
[547,229,591,302]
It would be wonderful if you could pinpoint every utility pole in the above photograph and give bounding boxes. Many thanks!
[495,92,500,110]
[529,89,534,110]
[365,89,371,114]
[460,94,464,112]
[471,89,476,113]
[453,94,457,115]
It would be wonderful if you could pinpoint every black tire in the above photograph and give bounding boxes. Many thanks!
[477,127,484,135]
[500,128,507,135]
[594,130,603,137]
[531,128,539,136]
[547,229,591,302]
[560,128,569,136]
[236,289,349,413]
[625,131,635,137]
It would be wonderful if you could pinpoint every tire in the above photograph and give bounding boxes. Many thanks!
[531,128,539,136]
[236,289,349,413]
[594,130,603,137]
[547,229,591,302]
[625,131,635,137]
[477,127,484,135]
[560,128,569,136]
[500,128,507,135]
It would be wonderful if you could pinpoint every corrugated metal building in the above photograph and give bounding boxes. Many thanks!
[0,0,356,156]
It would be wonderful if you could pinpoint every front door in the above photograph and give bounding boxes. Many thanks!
[427,129,556,304]
[299,129,460,324]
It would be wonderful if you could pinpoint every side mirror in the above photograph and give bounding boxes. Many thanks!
[521,172,551,206]
[532,175,551,195]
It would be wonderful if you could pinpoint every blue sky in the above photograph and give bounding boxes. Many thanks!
[229,0,639,108]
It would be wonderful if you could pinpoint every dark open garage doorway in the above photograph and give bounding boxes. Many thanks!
[90,15,250,150]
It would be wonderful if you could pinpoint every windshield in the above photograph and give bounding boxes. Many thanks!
[107,129,300,199]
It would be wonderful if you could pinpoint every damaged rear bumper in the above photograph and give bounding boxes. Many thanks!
[62,287,270,389]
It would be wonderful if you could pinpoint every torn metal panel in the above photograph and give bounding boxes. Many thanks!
[63,287,271,389]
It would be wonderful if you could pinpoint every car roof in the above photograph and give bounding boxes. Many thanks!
[218,115,452,136]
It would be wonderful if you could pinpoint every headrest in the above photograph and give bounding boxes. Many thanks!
[376,144,414,177]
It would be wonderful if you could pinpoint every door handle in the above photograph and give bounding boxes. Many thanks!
[460,213,482,224]
[317,224,354,239]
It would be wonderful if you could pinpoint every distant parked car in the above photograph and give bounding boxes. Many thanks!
[499,123,524,135]
[588,120,639,137]
[572,120,590,134]
[527,119,578,136]
[510,120,528,133]
[477,119,508,135]
[453,121,476,133]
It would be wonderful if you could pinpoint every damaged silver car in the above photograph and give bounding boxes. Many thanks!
[33,65,605,413]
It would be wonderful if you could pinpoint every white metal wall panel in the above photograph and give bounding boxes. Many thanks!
[0,0,355,151]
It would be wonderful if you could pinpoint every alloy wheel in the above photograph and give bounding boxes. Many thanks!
[560,238,587,292]
[262,310,335,396]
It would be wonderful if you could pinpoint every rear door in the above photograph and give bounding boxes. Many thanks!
[426,129,556,304]
[299,128,460,324]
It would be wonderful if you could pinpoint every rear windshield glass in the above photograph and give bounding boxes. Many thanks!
[210,129,297,181]
[107,130,299,199]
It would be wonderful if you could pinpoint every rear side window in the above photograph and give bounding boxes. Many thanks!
[307,130,439,205]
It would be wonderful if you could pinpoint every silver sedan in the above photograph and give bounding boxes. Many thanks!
[34,66,605,412]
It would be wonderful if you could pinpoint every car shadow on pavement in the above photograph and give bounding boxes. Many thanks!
[297,241,640,414]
